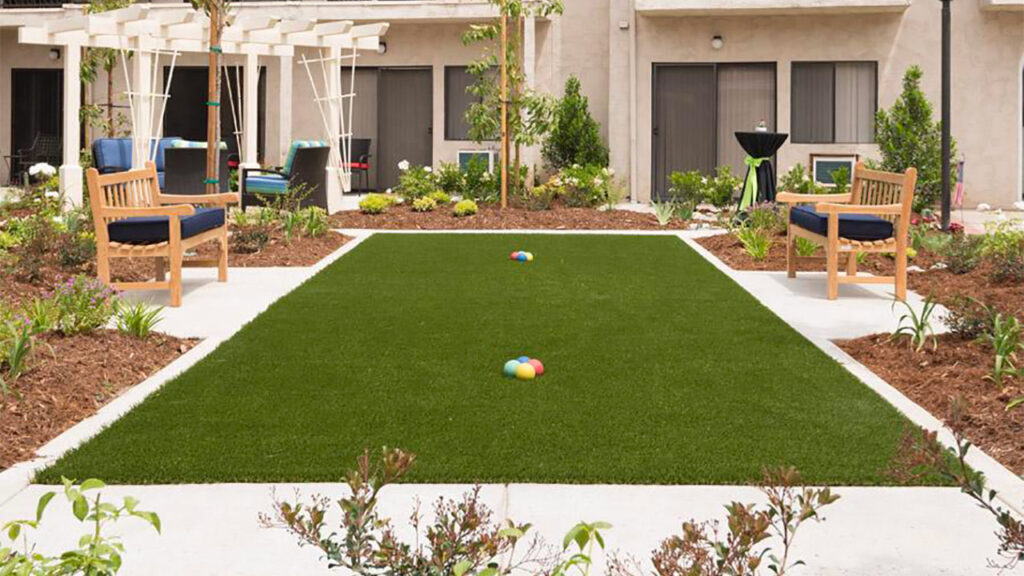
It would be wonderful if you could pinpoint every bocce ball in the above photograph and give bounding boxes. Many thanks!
[528,358,544,376]
[503,359,521,377]
[517,356,530,363]
[525,252,534,262]
[516,252,528,262]
[515,362,537,380]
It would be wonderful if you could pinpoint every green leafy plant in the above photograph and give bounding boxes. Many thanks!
[888,401,1022,571]
[794,237,819,257]
[745,203,785,234]
[21,297,58,334]
[829,165,851,196]
[0,319,34,397]
[542,75,609,170]
[429,190,453,205]
[667,171,706,205]
[359,194,393,215]
[521,183,557,211]
[874,66,957,212]
[704,166,741,207]
[673,202,694,222]
[460,156,498,203]
[280,210,302,244]
[412,196,438,213]
[942,297,994,341]
[397,164,439,202]
[736,225,772,262]
[979,312,1022,387]
[558,165,616,208]
[610,467,839,576]
[652,201,677,227]
[301,207,328,238]
[114,301,163,339]
[891,297,938,352]
[435,162,465,196]
[1,477,161,575]
[51,275,117,335]
[778,164,824,196]
[981,220,1024,283]
[942,232,984,274]
[454,199,479,218]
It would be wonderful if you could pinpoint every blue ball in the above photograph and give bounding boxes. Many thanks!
[503,360,521,377]
[517,356,530,363]
[517,253,528,262]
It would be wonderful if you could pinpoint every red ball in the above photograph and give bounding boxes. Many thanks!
[510,251,520,261]
[528,358,544,376]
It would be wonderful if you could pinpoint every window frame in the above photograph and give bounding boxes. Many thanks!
[790,60,878,145]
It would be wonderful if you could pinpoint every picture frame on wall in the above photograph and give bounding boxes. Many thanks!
[810,154,859,187]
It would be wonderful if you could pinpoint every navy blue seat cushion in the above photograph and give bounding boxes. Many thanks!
[107,207,225,245]
[789,205,894,241]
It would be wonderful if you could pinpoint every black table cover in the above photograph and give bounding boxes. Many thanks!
[735,131,788,209]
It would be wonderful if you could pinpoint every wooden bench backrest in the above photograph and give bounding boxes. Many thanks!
[849,162,917,225]
[87,161,161,226]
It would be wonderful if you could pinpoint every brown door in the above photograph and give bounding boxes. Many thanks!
[652,65,716,200]
[377,68,433,191]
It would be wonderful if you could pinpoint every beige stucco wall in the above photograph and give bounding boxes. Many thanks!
[629,0,1024,206]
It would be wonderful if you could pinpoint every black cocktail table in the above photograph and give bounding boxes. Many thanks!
[735,131,788,210]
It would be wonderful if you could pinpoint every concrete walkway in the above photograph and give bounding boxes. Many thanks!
[0,230,1021,575]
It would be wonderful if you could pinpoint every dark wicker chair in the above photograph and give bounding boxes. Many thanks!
[12,133,60,183]
[163,148,230,195]
[241,146,329,210]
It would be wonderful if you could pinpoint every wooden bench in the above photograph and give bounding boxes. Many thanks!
[778,162,917,301]
[87,161,240,307]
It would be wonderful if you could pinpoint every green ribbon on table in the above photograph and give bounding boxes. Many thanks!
[740,155,767,211]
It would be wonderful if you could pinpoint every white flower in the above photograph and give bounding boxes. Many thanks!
[593,177,604,187]
[385,188,393,194]
[701,177,708,184]
[398,160,410,172]
[605,168,615,176]
[424,166,433,174]
[44,190,60,199]
[29,162,56,178]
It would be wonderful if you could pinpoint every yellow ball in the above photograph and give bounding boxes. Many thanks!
[515,362,536,380]
[525,252,534,262]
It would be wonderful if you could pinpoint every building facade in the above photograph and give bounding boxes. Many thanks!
[1,0,1023,207]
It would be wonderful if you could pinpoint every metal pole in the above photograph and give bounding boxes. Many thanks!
[499,4,509,210]
[940,0,952,230]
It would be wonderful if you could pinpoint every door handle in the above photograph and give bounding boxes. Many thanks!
[653,127,660,136]
[428,126,433,135]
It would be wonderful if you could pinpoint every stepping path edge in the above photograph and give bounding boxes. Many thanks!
[681,232,1024,516]
[1,228,1020,519]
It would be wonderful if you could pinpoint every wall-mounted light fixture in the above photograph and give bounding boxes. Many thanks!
[377,42,388,55]
[711,35,724,50]
[49,48,61,61]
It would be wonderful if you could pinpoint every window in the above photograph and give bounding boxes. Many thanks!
[791,62,877,144]
[445,66,477,141]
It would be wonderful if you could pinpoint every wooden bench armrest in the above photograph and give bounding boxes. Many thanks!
[816,202,903,215]
[102,205,196,218]
[158,193,241,206]
[776,192,852,204]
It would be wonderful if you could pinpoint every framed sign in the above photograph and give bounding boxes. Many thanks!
[810,154,859,187]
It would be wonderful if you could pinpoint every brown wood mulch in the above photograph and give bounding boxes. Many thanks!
[838,334,1024,476]
[0,330,197,470]
[330,203,695,230]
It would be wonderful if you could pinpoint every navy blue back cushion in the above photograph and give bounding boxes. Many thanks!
[107,207,225,245]
[92,139,133,173]
[789,205,894,241]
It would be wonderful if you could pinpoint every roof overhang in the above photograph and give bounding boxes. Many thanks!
[980,0,1024,10]
[635,0,911,16]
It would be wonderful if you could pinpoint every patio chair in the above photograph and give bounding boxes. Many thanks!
[163,141,230,195]
[347,138,372,193]
[92,137,182,190]
[11,133,60,183]
[86,161,240,307]
[777,162,917,301]
[241,140,329,210]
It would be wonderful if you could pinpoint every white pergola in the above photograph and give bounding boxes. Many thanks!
[18,5,388,212]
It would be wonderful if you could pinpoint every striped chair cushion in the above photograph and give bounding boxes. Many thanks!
[245,174,288,195]
[168,140,228,150]
[282,140,327,176]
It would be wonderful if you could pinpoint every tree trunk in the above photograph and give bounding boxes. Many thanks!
[205,3,222,196]
[499,7,509,210]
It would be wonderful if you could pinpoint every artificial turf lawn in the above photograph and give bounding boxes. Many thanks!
[40,234,912,485]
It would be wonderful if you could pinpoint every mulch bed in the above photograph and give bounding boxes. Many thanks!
[196,228,350,268]
[0,330,197,470]
[838,334,1024,476]
[330,203,694,230]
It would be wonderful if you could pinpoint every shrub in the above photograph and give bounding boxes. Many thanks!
[279,210,302,243]
[231,211,272,253]
[830,165,851,195]
[542,76,609,170]
[943,297,994,341]
[652,201,676,226]
[942,233,984,274]
[411,196,438,213]
[745,203,786,234]
[705,166,741,207]
[736,225,772,261]
[0,477,161,574]
[57,233,96,268]
[0,320,34,388]
[460,156,498,203]
[397,164,438,201]
[521,183,557,211]
[667,170,706,205]
[674,201,694,221]
[435,162,464,195]
[454,199,478,218]
[980,312,1022,387]
[115,301,163,339]
[51,275,117,335]
[891,297,939,353]
[358,194,392,215]
[21,297,58,334]
[981,221,1024,283]
[559,165,615,208]
[300,207,329,238]
[428,190,452,205]
[875,66,957,212]
[778,164,824,196]
[795,237,819,257]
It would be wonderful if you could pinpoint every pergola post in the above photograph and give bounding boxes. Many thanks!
[60,42,83,207]
[242,52,260,168]
[131,49,154,169]
[325,45,344,213]
[276,54,293,166]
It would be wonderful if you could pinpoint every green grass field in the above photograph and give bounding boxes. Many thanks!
[40,234,912,485]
